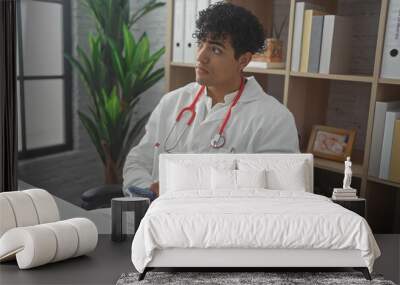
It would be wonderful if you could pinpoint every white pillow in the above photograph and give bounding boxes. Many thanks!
[211,168,236,190]
[211,168,267,190]
[236,169,267,189]
[238,159,308,191]
[266,165,306,191]
[167,162,210,191]
[166,159,236,192]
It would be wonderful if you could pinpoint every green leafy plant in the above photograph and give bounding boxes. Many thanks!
[66,0,165,184]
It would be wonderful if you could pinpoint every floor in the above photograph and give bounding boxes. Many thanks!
[0,235,133,285]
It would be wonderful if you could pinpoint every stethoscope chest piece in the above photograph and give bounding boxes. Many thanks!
[210,133,225,148]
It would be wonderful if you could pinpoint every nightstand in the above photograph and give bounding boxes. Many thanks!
[111,197,150,242]
[331,197,366,218]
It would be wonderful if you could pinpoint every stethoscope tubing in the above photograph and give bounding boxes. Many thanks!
[164,77,245,152]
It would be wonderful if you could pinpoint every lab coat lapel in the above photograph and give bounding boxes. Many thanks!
[202,76,263,123]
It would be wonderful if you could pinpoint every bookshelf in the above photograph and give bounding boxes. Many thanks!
[164,0,400,233]
[290,72,374,83]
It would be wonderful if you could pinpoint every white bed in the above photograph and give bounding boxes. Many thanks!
[131,154,380,280]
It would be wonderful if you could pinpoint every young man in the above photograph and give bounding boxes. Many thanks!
[123,2,299,200]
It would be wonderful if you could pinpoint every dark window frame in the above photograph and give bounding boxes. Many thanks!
[17,0,73,159]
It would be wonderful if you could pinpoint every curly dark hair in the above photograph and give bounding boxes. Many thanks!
[194,2,265,59]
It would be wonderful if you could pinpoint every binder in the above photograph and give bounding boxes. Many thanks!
[183,0,197,63]
[389,120,400,183]
[381,0,400,79]
[369,101,400,177]
[197,0,209,15]
[291,2,305,72]
[172,0,185,62]
[319,15,352,74]
[308,15,324,73]
[379,110,400,179]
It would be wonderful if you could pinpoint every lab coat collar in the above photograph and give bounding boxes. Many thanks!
[195,76,264,123]
[203,88,236,113]
[197,76,263,105]
[238,76,264,103]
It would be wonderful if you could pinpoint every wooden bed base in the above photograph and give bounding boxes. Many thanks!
[138,267,371,281]
[137,248,372,281]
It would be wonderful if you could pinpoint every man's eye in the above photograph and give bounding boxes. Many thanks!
[212,46,221,54]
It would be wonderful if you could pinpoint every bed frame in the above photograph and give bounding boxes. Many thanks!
[138,154,372,281]
[138,248,371,280]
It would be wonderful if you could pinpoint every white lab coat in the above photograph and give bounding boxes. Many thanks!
[122,76,299,195]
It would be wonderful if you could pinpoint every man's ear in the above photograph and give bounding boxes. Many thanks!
[238,52,253,71]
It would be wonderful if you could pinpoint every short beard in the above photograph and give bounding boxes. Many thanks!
[196,77,208,86]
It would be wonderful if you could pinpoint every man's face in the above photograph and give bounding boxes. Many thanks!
[195,36,248,87]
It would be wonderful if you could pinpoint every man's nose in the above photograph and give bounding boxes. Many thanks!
[196,45,209,63]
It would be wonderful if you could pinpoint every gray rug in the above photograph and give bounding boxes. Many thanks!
[116,271,396,285]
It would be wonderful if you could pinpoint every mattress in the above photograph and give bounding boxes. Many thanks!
[131,190,380,273]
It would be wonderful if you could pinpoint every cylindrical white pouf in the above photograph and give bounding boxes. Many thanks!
[0,196,17,237]
[1,192,39,227]
[64,218,98,257]
[24,189,59,223]
[42,221,79,262]
[0,218,98,269]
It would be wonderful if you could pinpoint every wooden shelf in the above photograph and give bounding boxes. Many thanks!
[243,67,285,75]
[314,157,363,178]
[378,78,400,85]
[368,176,400,188]
[170,62,196,68]
[290,72,373,83]
[170,62,285,75]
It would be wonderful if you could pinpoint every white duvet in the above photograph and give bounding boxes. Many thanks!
[131,190,380,273]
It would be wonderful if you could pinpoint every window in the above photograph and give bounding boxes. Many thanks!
[17,0,72,159]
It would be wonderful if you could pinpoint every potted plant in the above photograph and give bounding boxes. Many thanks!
[264,16,288,63]
[66,0,165,185]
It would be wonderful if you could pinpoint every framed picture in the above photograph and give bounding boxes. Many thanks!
[307,125,356,162]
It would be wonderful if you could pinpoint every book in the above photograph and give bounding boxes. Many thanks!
[333,192,357,197]
[389,120,400,183]
[381,0,400,79]
[308,15,324,73]
[319,15,352,74]
[247,61,285,69]
[300,10,326,72]
[333,188,357,193]
[332,195,359,200]
[369,101,400,177]
[379,111,400,179]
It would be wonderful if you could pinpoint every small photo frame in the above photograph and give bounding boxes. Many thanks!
[307,125,356,162]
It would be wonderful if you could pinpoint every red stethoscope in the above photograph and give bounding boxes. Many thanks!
[163,77,246,152]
